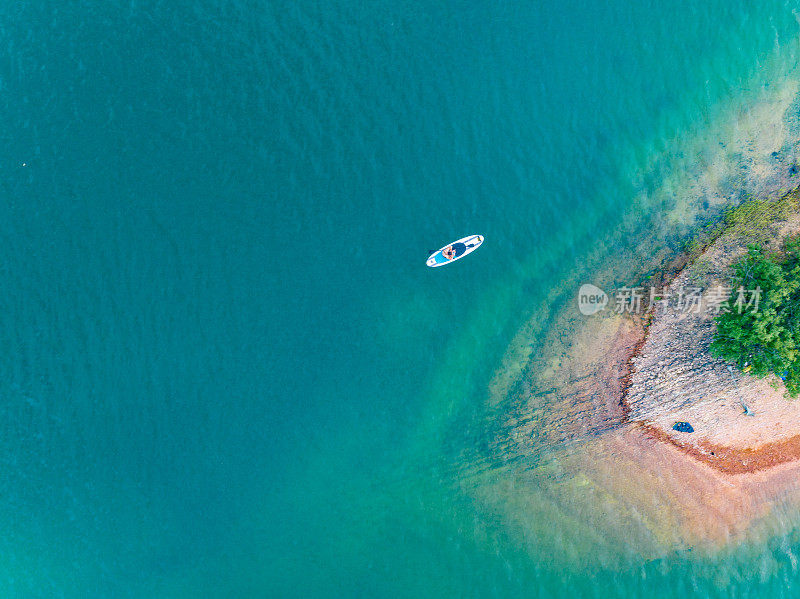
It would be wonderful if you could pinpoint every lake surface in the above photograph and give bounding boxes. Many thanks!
[3,1,800,596]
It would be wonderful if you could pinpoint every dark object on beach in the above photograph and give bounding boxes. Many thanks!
[672,421,694,433]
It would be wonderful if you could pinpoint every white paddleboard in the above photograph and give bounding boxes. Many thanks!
[426,235,484,267]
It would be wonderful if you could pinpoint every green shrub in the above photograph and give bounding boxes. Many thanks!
[710,238,800,396]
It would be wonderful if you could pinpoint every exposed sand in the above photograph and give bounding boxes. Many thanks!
[625,193,800,474]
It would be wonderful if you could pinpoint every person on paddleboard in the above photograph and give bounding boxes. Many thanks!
[426,236,483,267]
[442,243,466,260]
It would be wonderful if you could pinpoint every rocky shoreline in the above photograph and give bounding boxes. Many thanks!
[624,191,800,474]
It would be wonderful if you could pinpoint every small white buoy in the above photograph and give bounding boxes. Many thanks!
[21,162,26,167]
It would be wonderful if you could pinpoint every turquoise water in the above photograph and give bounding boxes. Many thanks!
[3,1,800,596]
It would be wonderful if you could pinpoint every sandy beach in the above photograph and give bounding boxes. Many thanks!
[626,191,800,475]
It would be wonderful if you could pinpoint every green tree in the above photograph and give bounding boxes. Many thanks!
[710,239,800,396]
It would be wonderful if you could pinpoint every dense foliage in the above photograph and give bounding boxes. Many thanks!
[710,238,800,397]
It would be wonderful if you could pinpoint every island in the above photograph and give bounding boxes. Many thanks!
[625,191,800,474]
